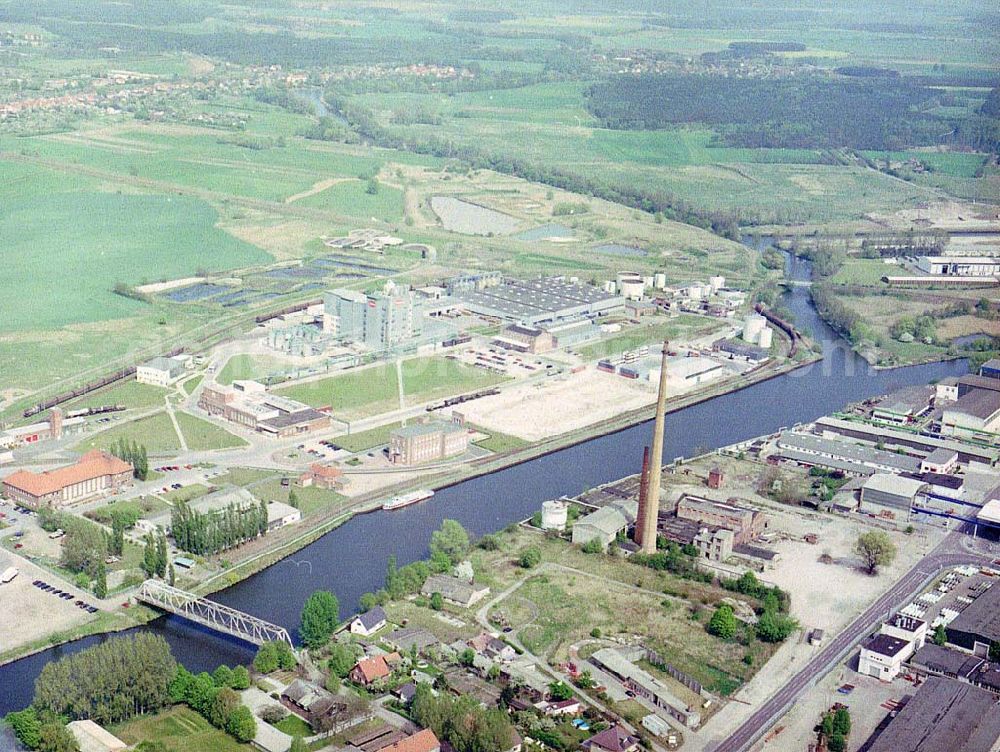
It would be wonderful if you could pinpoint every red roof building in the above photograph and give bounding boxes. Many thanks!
[349,652,400,685]
[2,450,132,508]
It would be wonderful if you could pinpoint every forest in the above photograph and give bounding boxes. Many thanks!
[585,74,997,151]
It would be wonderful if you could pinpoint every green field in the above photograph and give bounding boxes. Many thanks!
[335,421,403,453]
[401,356,507,404]
[470,426,530,454]
[0,185,270,333]
[295,179,405,222]
[67,380,172,411]
[75,411,181,455]
[254,477,347,517]
[827,259,892,286]
[275,363,399,417]
[111,705,252,752]
[174,411,247,451]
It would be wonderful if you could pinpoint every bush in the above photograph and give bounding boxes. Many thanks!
[707,605,738,640]
[581,538,604,554]
[258,705,287,724]
[519,546,542,569]
[226,705,257,743]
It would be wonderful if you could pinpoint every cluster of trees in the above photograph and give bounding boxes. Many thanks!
[632,540,713,584]
[33,634,177,725]
[359,519,471,610]
[299,590,340,648]
[411,683,515,752]
[890,314,937,344]
[170,499,268,556]
[4,708,78,752]
[169,666,255,743]
[141,531,169,579]
[253,640,297,674]
[584,74,956,151]
[109,438,149,481]
[718,571,797,643]
[819,707,851,752]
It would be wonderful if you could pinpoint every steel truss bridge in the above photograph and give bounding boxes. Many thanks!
[136,580,293,647]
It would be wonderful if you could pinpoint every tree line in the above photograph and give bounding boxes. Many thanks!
[170,498,268,556]
[584,73,997,153]
[108,437,149,481]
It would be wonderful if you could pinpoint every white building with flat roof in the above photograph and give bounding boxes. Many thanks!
[136,355,187,387]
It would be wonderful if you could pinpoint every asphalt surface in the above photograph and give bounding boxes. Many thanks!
[709,537,991,752]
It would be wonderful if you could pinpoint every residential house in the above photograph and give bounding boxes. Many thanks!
[420,574,490,608]
[350,606,388,637]
[582,726,640,752]
[469,632,516,663]
[350,653,400,686]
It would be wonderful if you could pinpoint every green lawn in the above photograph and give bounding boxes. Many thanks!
[575,315,726,361]
[174,411,248,451]
[274,714,313,737]
[160,483,212,504]
[0,185,270,333]
[75,411,181,454]
[296,179,405,222]
[182,374,204,395]
[336,421,403,453]
[274,364,399,417]
[211,467,278,487]
[827,259,892,286]
[86,496,170,525]
[255,478,347,517]
[111,705,252,752]
[401,356,507,405]
[67,380,171,411]
[470,426,529,454]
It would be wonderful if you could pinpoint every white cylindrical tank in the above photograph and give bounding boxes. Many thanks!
[603,280,617,294]
[687,284,705,299]
[757,327,773,349]
[643,275,654,288]
[617,272,645,301]
[743,313,767,343]
[541,500,568,531]
[709,275,725,292]
[654,272,667,290]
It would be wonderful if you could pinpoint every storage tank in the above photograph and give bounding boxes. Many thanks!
[757,326,773,349]
[654,272,667,290]
[603,280,617,294]
[616,272,646,301]
[541,500,568,531]
[687,284,706,299]
[709,275,725,292]
[643,275,654,288]
[743,313,767,344]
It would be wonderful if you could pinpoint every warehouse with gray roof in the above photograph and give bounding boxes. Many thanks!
[775,432,922,475]
[864,676,1000,752]
[451,276,623,326]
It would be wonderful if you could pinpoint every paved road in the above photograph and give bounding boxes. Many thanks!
[709,538,990,752]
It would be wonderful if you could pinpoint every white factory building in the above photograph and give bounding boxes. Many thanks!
[916,256,1000,277]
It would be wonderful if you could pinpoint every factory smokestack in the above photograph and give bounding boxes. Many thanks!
[640,340,669,553]
[634,446,651,548]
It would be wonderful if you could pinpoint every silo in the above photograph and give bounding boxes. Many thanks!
[654,272,667,290]
[617,272,646,300]
[757,326,773,349]
[743,314,767,344]
[709,275,725,292]
[541,500,568,531]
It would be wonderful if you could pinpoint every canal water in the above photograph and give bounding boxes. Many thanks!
[0,240,968,714]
